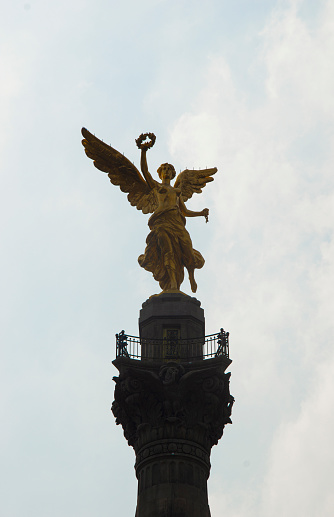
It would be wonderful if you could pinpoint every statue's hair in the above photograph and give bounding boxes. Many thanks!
[157,163,176,180]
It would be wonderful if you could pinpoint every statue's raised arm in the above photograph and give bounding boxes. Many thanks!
[81,128,218,294]
[136,133,158,190]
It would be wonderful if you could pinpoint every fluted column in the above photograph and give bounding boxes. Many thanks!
[112,293,233,517]
[112,357,233,517]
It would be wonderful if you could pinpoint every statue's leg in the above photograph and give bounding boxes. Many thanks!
[187,267,197,293]
[157,231,179,290]
[165,252,179,290]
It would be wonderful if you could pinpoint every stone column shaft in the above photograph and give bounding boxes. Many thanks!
[112,294,233,517]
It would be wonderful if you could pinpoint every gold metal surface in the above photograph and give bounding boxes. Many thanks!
[81,129,217,293]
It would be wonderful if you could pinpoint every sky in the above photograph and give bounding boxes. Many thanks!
[1,0,334,515]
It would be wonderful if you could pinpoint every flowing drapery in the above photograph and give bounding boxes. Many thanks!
[138,207,204,291]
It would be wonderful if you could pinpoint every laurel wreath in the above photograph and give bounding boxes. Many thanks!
[135,132,156,150]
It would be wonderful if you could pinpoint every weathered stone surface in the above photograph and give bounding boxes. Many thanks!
[112,356,233,517]
[139,292,205,359]
[112,295,233,517]
[112,358,233,449]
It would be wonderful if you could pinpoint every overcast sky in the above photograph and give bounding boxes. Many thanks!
[1,0,334,515]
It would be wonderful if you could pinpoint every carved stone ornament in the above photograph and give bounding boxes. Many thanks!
[112,359,234,452]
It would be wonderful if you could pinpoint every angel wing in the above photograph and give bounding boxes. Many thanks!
[174,167,217,202]
[81,127,158,214]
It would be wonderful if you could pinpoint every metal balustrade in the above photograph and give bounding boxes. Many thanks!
[115,328,229,361]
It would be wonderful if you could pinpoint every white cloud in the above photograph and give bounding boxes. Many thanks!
[1,0,333,515]
[261,350,334,516]
[170,1,334,515]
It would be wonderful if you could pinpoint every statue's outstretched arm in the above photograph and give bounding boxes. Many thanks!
[179,197,209,222]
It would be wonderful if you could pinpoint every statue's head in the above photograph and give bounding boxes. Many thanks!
[157,163,176,180]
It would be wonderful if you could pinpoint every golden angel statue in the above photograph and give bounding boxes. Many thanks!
[81,129,217,293]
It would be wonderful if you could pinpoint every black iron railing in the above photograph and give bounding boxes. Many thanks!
[115,329,229,361]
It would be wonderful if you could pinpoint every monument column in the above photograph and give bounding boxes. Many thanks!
[81,126,233,516]
[112,293,233,517]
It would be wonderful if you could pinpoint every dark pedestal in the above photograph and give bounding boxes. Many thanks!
[112,293,233,517]
[139,293,205,360]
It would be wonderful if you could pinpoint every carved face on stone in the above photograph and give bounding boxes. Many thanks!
[165,367,179,384]
[159,362,185,385]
